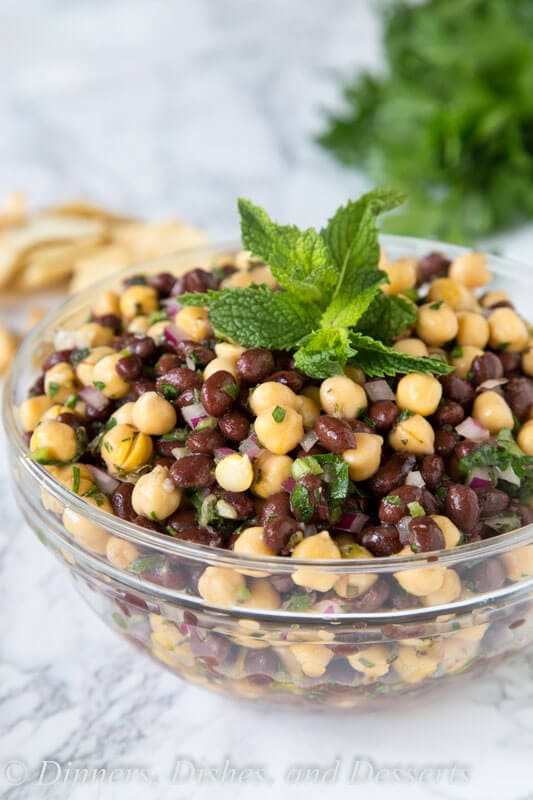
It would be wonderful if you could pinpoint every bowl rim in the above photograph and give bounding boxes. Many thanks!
[4,234,533,576]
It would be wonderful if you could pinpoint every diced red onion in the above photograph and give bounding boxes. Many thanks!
[335,512,369,534]
[299,430,319,453]
[455,416,490,443]
[468,467,494,490]
[78,385,109,412]
[239,432,262,460]
[364,379,395,402]
[496,465,521,486]
[281,477,296,492]
[313,599,343,615]
[405,470,425,488]
[181,402,209,429]
[163,325,187,348]
[476,378,508,392]
[214,447,237,463]
[86,465,120,494]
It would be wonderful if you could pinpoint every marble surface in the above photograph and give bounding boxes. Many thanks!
[1,2,533,798]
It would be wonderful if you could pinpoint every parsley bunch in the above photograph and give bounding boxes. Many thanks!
[180,189,452,379]
[319,0,533,242]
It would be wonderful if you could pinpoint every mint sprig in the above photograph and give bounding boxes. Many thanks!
[179,189,454,379]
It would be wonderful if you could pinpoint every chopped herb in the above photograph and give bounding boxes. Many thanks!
[48,381,60,399]
[399,409,415,421]
[195,416,217,431]
[150,511,159,521]
[384,494,401,506]
[223,382,240,400]
[120,348,132,357]
[161,428,189,442]
[72,466,81,494]
[460,428,533,502]
[112,612,128,629]
[159,382,179,401]
[129,554,166,573]
[27,447,52,464]
[103,441,113,452]
[496,341,510,351]
[84,485,105,506]
[93,381,106,391]
[165,525,177,537]
[359,412,376,428]
[450,346,464,359]
[104,417,117,431]
[407,501,425,517]
[272,406,286,423]
[340,543,370,559]
[70,347,90,367]
[149,310,168,324]
[400,439,408,446]
[236,585,252,603]
[286,593,314,612]
[429,301,443,311]
[291,456,323,480]
[358,657,375,669]
[436,486,448,503]
[64,394,78,409]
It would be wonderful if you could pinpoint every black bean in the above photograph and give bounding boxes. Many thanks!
[266,370,305,393]
[435,426,459,457]
[111,483,135,520]
[187,428,225,454]
[408,516,445,552]
[149,272,176,297]
[260,492,291,525]
[469,559,506,592]
[169,455,215,488]
[116,354,143,381]
[132,380,156,398]
[174,527,222,547]
[453,439,480,461]
[361,524,402,556]
[127,335,156,360]
[175,340,215,366]
[92,313,121,333]
[28,375,45,397]
[132,514,161,532]
[155,354,182,376]
[349,419,376,435]
[165,507,198,532]
[367,400,399,431]
[344,577,391,612]
[379,485,424,524]
[509,499,533,526]
[445,483,480,534]
[175,268,218,295]
[43,349,73,371]
[475,488,510,518]
[263,515,300,553]
[244,648,279,677]
[55,412,84,430]
[504,377,533,421]
[420,454,444,489]
[314,415,355,454]
[417,251,450,284]
[440,374,475,405]
[156,367,201,396]
[470,353,504,387]
[218,409,250,441]
[237,348,275,383]
[368,453,417,496]
[432,401,464,427]
[201,370,237,417]
[190,632,232,665]
[498,351,521,376]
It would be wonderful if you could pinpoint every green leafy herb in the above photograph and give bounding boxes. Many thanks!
[272,406,286,423]
[313,454,350,507]
[349,333,451,378]
[93,381,106,391]
[407,501,425,517]
[150,511,159,521]
[236,585,252,603]
[286,593,314,612]
[129,555,166,574]
[460,429,533,501]
[399,408,416,422]
[27,447,52,464]
[450,346,464,359]
[384,494,401,506]
[48,382,60,399]
[64,394,78,410]
[149,310,168,324]
[104,416,117,432]
[159,382,179,401]
[292,456,323,480]
[83,485,105,506]
[72,466,81,494]
[290,483,315,523]
[70,347,89,367]
[223,383,240,400]
[429,301,444,311]
[161,428,189,442]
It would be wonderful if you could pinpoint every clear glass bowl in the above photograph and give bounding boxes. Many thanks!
[3,238,533,711]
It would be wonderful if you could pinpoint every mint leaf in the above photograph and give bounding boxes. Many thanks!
[293,327,355,379]
[320,189,405,328]
[358,293,417,344]
[349,332,453,377]
[238,198,336,305]
[178,289,225,307]
[207,284,320,350]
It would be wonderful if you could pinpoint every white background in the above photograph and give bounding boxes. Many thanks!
[1,2,533,799]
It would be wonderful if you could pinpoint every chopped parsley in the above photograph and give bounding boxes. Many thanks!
[84,485,105,506]
[223,382,240,400]
[429,301,444,311]
[236,585,252,603]
[407,501,425,517]
[70,347,90,367]
[450,346,464,359]
[93,381,106,391]
[72,466,81,494]
[399,409,415,422]
[159,382,179,401]
[64,394,78,409]
[272,406,286,423]
[286,593,314,612]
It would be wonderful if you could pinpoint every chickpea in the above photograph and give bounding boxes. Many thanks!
[394,645,438,684]
[49,462,94,495]
[449,252,491,288]
[334,570,377,599]
[149,614,184,649]
[91,352,130,399]
[347,645,391,681]
[30,420,78,463]
[456,311,490,349]
[488,307,529,353]
[215,342,246,364]
[518,420,533,455]
[44,362,77,404]
[120,285,158,321]
[481,289,511,308]
[251,451,293,498]
[501,544,533,580]
[132,391,177,435]
[521,342,533,377]
[248,265,278,289]
[431,515,462,548]
[62,494,113,554]
[75,322,114,348]
[146,320,168,343]
[254,406,304,455]
[215,453,254,492]
[422,569,462,606]
[100,423,153,475]
[319,375,367,419]
[450,345,483,379]
[75,346,114,386]
[233,526,276,558]
[393,338,429,358]
[175,306,211,342]
[292,531,341,592]
[295,395,320,429]
[240,578,280,610]
[290,644,333,678]
[342,433,383,481]
[92,290,120,318]
[110,401,136,426]
[416,302,458,346]
[132,465,182,520]
[472,391,514,434]
[441,636,479,675]
[220,270,254,289]
[396,373,442,416]
[127,315,150,334]
[203,356,239,381]
[381,257,417,296]
[250,381,298,415]
[106,536,140,569]
[394,549,446,596]
[427,277,475,311]
[454,623,488,643]
[389,413,435,455]
[198,565,247,607]
[0,322,18,374]
[19,395,55,431]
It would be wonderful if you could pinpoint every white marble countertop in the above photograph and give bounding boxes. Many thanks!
[1,2,533,799]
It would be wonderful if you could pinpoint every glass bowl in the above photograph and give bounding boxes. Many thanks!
[3,238,533,711]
